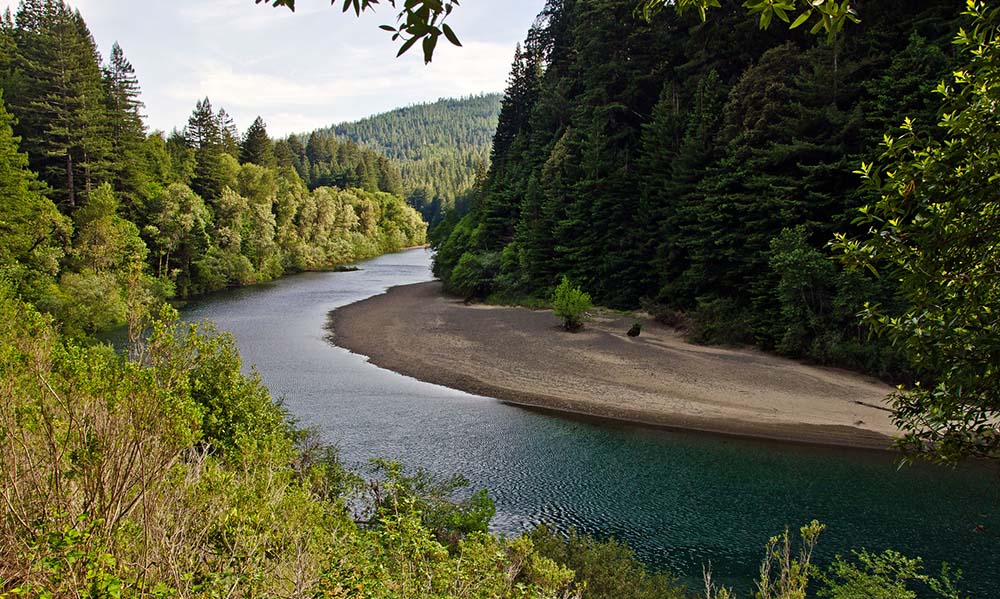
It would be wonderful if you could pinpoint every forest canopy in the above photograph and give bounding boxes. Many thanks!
[0,0,426,335]
[284,94,500,229]
[0,0,995,596]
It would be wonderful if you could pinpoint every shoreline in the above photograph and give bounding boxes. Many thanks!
[326,281,899,450]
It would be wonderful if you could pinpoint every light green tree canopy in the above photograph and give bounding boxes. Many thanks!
[834,0,1000,464]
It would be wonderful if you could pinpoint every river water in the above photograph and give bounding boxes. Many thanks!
[179,248,999,596]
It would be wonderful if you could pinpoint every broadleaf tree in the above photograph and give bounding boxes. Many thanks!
[834,0,1000,464]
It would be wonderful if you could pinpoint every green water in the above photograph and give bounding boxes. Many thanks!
[179,248,1000,596]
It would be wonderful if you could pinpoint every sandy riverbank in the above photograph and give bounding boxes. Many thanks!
[326,281,900,449]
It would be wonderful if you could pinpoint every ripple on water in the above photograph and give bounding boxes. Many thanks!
[181,249,1000,599]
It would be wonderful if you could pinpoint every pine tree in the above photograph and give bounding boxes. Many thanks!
[217,108,240,159]
[305,130,330,165]
[10,0,110,210]
[166,129,195,185]
[185,98,227,200]
[240,115,275,167]
[0,10,18,93]
[477,35,545,251]
[0,91,69,299]
[103,41,147,210]
[644,71,726,307]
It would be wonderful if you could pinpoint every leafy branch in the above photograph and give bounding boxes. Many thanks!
[256,0,462,63]
[636,0,859,41]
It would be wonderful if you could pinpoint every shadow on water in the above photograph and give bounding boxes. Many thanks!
[174,248,999,597]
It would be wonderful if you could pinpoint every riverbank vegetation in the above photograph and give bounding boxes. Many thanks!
[0,0,993,596]
[0,0,425,336]
[432,0,959,379]
[325,94,502,228]
[430,0,1000,465]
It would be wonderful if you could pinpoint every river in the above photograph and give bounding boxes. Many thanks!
[178,248,999,596]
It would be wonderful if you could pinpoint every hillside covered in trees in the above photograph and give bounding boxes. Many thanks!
[433,0,959,380]
[327,94,501,227]
[2,0,996,596]
[0,0,425,336]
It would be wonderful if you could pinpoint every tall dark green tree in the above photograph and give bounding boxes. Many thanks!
[102,41,147,210]
[240,115,275,167]
[9,0,110,210]
[185,97,227,201]
[640,70,725,307]
[0,91,69,300]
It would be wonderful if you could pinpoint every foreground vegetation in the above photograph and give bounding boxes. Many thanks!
[0,0,993,596]
[0,283,968,598]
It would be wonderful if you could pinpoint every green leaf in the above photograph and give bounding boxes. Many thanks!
[396,34,420,57]
[442,23,461,46]
[422,31,438,63]
[759,8,773,29]
[790,10,811,28]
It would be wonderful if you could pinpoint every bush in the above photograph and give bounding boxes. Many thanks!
[552,276,592,331]
[527,526,687,599]
[363,458,496,551]
[689,296,754,346]
[448,251,500,299]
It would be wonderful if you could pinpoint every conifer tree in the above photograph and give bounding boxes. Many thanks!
[103,41,147,209]
[240,115,275,167]
[185,98,227,200]
[217,107,240,159]
[10,0,110,210]
[0,10,17,93]
[0,91,69,299]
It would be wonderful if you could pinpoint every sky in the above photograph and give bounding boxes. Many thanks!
[0,0,546,136]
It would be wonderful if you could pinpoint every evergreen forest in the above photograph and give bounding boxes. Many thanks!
[432,0,959,381]
[0,0,425,336]
[2,0,998,596]
[327,94,501,226]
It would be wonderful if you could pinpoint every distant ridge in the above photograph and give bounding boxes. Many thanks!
[326,93,501,225]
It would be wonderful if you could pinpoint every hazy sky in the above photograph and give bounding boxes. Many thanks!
[0,0,546,136]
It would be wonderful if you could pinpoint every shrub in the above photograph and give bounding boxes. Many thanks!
[364,459,495,548]
[448,251,500,299]
[527,526,687,599]
[552,276,592,331]
[689,296,754,346]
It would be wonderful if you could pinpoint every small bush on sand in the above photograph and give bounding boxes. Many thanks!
[552,276,592,331]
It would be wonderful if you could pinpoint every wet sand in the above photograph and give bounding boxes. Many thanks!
[326,281,899,449]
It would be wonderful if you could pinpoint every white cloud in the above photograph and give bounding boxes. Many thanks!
[1,0,545,137]
[158,37,515,136]
[176,0,298,33]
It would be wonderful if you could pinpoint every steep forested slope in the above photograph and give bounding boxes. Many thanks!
[1,1,992,596]
[328,94,502,226]
[433,0,959,378]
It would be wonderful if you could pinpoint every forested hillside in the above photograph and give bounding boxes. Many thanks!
[327,94,502,226]
[2,0,996,596]
[433,0,959,378]
[0,1,425,336]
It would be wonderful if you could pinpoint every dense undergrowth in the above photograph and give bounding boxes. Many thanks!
[0,281,968,598]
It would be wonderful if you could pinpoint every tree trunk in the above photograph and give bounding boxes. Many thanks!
[66,153,75,209]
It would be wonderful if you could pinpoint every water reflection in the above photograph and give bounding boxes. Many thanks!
[180,248,999,597]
